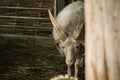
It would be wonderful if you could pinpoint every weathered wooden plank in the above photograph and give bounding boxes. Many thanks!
[85,0,120,80]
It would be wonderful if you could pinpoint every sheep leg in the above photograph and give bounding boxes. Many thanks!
[74,57,83,78]
[67,65,71,77]
[74,58,80,78]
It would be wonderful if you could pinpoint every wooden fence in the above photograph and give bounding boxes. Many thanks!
[0,0,54,38]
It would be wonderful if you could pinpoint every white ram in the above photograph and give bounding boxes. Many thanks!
[48,1,84,78]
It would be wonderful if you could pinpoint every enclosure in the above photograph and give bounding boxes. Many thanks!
[0,0,84,80]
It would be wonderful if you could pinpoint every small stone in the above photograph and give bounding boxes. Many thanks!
[64,74,69,78]
[58,75,64,78]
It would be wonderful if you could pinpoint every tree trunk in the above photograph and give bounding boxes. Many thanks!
[85,0,120,80]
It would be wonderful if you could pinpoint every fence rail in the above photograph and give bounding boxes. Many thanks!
[0,6,48,10]
[0,24,52,30]
[0,15,49,20]
[0,33,53,39]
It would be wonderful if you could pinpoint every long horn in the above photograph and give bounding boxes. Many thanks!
[72,21,84,40]
[48,9,67,41]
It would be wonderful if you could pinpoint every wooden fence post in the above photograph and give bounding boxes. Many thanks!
[85,0,120,80]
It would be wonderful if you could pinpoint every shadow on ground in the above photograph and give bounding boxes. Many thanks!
[0,36,66,80]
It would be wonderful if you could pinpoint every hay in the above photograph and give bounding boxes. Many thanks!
[50,74,78,80]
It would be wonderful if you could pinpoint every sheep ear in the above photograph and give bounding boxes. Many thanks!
[72,21,84,40]
[56,43,65,57]
[48,9,67,41]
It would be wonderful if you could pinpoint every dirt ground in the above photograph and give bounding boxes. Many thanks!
[0,36,84,80]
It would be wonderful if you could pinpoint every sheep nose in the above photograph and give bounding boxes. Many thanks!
[66,59,73,65]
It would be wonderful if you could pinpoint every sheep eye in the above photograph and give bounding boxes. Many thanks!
[76,45,79,48]
[56,43,59,46]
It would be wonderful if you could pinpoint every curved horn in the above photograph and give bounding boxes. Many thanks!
[48,9,67,41]
[72,21,84,40]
